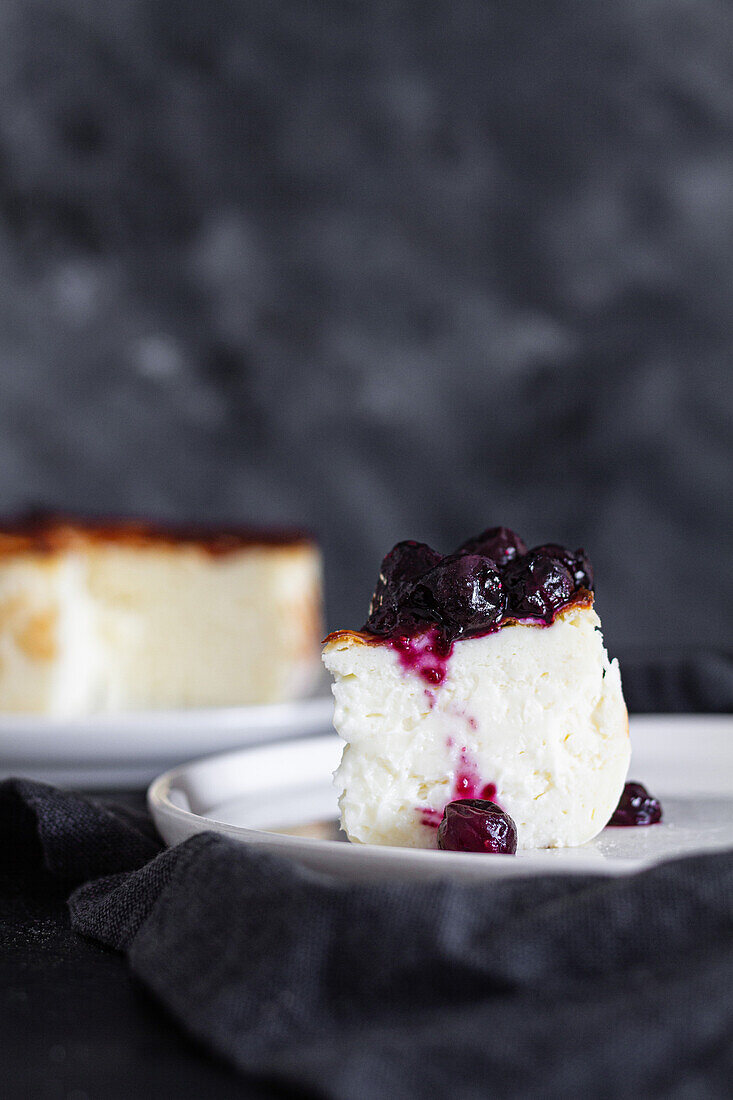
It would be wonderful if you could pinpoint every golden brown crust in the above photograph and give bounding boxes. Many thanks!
[14,610,58,661]
[0,595,59,662]
[323,590,594,647]
[0,513,316,559]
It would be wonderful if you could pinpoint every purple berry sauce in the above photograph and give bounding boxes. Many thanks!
[437,799,518,854]
[418,741,498,828]
[361,527,593,685]
[389,626,453,686]
[455,526,527,565]
[608,782,663,826]
[454,746,497,801]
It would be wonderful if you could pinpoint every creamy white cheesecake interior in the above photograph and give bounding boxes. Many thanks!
[323,604,629,850]
[0,518,322,714]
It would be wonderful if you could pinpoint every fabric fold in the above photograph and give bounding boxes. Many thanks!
[1,777,732,1098]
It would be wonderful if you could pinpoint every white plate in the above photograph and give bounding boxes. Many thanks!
[0,688,334,789]
[148,715,733,882]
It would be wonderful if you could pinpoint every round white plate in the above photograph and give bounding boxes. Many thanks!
[149,715,733,882]
[0,687,334,789]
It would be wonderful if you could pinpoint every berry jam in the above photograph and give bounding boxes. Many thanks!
[437,799,518,854]
[453,746,497,801]
[389,627,453,686]
[608,782,663,826]
[455,526,527,565]
[418,741,498,828]
[362,528,593,683]
[503,551,574,622]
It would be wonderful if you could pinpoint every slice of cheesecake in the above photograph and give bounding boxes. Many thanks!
[323,528,629,851]
[0,515,323,714]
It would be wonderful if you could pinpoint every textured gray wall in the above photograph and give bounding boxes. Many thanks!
[0,1,731,653]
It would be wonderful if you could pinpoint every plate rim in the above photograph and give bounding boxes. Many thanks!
[0,688,333,734]
[147,714,733,879]
[0,691,335,772]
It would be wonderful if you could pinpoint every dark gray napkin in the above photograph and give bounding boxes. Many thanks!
[1,777,732,1099]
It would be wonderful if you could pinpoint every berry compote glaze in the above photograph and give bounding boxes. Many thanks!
[608,782,663,826]
[437,799,518,854]
[419,749,497,828]
[361,527,593,684]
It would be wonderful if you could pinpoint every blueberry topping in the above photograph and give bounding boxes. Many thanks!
[377,540,443,594]
[455,526,527,565]
[362,527,593,647]
[531,544,594,591]
[503,551,574,622]
[409,554,506,636]
[437,799,518,854]
[366,540,442,633]
[608,782,663,826]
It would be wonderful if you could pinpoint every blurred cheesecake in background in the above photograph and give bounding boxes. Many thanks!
[0,514,323,715]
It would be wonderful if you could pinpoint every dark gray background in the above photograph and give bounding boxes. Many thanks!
[0,1,731,653]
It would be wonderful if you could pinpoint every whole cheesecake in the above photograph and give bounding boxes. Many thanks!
[0,514,323,714]
[323,527,629,851]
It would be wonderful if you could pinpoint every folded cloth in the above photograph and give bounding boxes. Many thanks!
[1,779,732,1099]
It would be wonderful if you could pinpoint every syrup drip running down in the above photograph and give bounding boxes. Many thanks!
[419,739,498,828]
[389,627,453,686]
[454,744,497,801]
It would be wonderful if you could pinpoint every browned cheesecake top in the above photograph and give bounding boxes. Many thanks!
[323,590,594,649]
[0,512,316,558]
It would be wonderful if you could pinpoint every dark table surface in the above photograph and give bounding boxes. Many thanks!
[0,790,276,1100]
[3,640,732,1100]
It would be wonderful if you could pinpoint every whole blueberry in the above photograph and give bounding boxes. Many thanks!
[365,540,442,633]
[504,551,574,621]
[455,526,527,565]
[437,799,518,854]
[531,543,594,591]
[608,782,663,826]
[409,553,506,635]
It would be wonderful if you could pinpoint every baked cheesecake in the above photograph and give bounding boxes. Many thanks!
[323,527,629,850]
[0,514,322,714]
